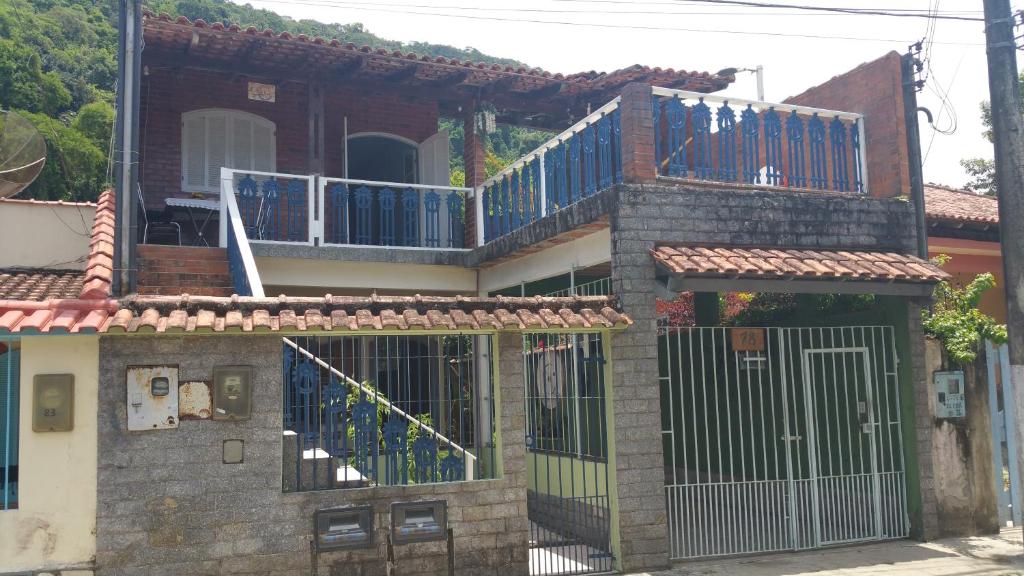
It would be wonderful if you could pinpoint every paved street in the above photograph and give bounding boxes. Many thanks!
[633,529,1024,576]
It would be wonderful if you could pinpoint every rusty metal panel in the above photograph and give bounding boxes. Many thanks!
[179,380,212,420]
[126,365,179,431]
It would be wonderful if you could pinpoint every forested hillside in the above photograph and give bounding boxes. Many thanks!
[1,0,543,201]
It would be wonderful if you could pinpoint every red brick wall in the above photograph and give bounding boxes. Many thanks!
[785,51,910,199]
[139,66,440,210]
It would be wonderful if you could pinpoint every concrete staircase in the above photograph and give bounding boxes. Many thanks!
[136,245,234,297]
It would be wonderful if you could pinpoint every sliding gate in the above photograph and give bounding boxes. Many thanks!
[659,326,909,559]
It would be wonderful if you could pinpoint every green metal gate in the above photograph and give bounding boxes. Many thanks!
[524,332,614,575]
[659,326,909,559]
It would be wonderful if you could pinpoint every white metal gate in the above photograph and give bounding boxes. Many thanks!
[659,326,909,559]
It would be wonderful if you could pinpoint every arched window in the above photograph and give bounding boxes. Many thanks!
[181,109,276,194]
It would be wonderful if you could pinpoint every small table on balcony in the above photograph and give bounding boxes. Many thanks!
[165,197,220,246]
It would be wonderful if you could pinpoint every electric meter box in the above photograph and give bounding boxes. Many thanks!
[127,365,179,431]
[314,505,374,551]
[32,374,74,432]
[934,370,966,419]
[212,366,253,421]
[391,500,447,544]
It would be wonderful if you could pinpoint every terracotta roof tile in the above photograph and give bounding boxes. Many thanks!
[104,295,631,334]
[924,184,999,226]
[142,11,729,98]
[81,189,116,299]
[652,245,948,283]
[0,269,85,301]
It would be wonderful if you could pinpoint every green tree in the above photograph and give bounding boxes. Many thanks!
[922,256,1007,364]
[20,110,106,202]
[72,100,114,151]
[960,73,1024,196]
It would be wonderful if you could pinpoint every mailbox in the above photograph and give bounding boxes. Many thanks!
[212,366,253,421]
[126,365,179,431]
[32,374,74,432]
[391,500,447,544]
[314,506,374,550]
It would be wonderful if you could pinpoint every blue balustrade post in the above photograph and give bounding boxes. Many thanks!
[693,98,713,179]
[611,107,623,184]
[488,183,499,240]
[412,436,438,484]
[666,97,688,177]
[322,378,349,459]
[510,168,521,231]
[354,186,372,245]
[237,175,258,238]
[554,141,567,208]
[581,123,598,194]
[286,179,306,242]
[851,119,865,193]
[330,183,349,244]
[785,111,807,188]
[379,187,396,246]
[764,108,784,186]
[520,162,533,224]
[447,191,464,248]
[500,175,510,236]
[382,417,408,486]
[829,116,850,192]
[424,190,440,248]
[352,398,378,483]
[261,179,280,240]
[717,102,738,182]
[741,105,761,184]
[531,157,542,220]
[808,113,827,190]
[597,114,612,190]
[569,132,582,203]
[401,188,419,246]
[652,96,662,175]
[543,148,556,213]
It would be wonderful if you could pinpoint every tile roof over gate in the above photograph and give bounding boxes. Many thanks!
[652,246,948,283]
[106,295,631,334]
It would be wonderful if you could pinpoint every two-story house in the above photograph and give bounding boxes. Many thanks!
[0,8,969,576]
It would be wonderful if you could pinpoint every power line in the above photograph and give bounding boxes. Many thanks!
[245,0,987,45]
[660,0,984,21]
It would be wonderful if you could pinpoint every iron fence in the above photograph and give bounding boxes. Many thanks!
[282,334,495,491]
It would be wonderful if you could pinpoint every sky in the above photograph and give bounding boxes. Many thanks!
[233,0,1020,188]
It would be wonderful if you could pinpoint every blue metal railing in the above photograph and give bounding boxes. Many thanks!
[477,97,623,246]
[282,335,496,491]
[230,171,315,244]
[1,339,19,511]
[319,178,471,249]
[652,87,867,194]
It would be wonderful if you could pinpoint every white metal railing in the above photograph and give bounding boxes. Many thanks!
[219,168,265,298]
[651,87,868,195]
[475,97,623,246]
[544,277,612,298]
[219,168,316,246]
[318,177,473,249]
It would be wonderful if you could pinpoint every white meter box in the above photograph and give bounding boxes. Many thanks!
[127,365,179,431]
[934,370,966,419]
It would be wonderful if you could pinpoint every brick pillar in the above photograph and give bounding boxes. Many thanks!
[607,185,670,571]
[618,82,658,184]
[496,331,531,574]
[464,106,487,248]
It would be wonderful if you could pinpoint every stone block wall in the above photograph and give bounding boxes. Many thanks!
[95,333,528,576]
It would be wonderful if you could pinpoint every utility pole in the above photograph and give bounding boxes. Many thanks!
[983,0,1024,545]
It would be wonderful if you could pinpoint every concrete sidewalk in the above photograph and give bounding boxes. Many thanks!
[632,529,1024,575]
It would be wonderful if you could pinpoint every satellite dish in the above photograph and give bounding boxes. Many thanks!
[0,110,47,198]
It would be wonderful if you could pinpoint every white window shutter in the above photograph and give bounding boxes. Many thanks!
[232,116,254,171]
[252,123,274,173]
[205,114,228,190]
[183,114,207,189]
